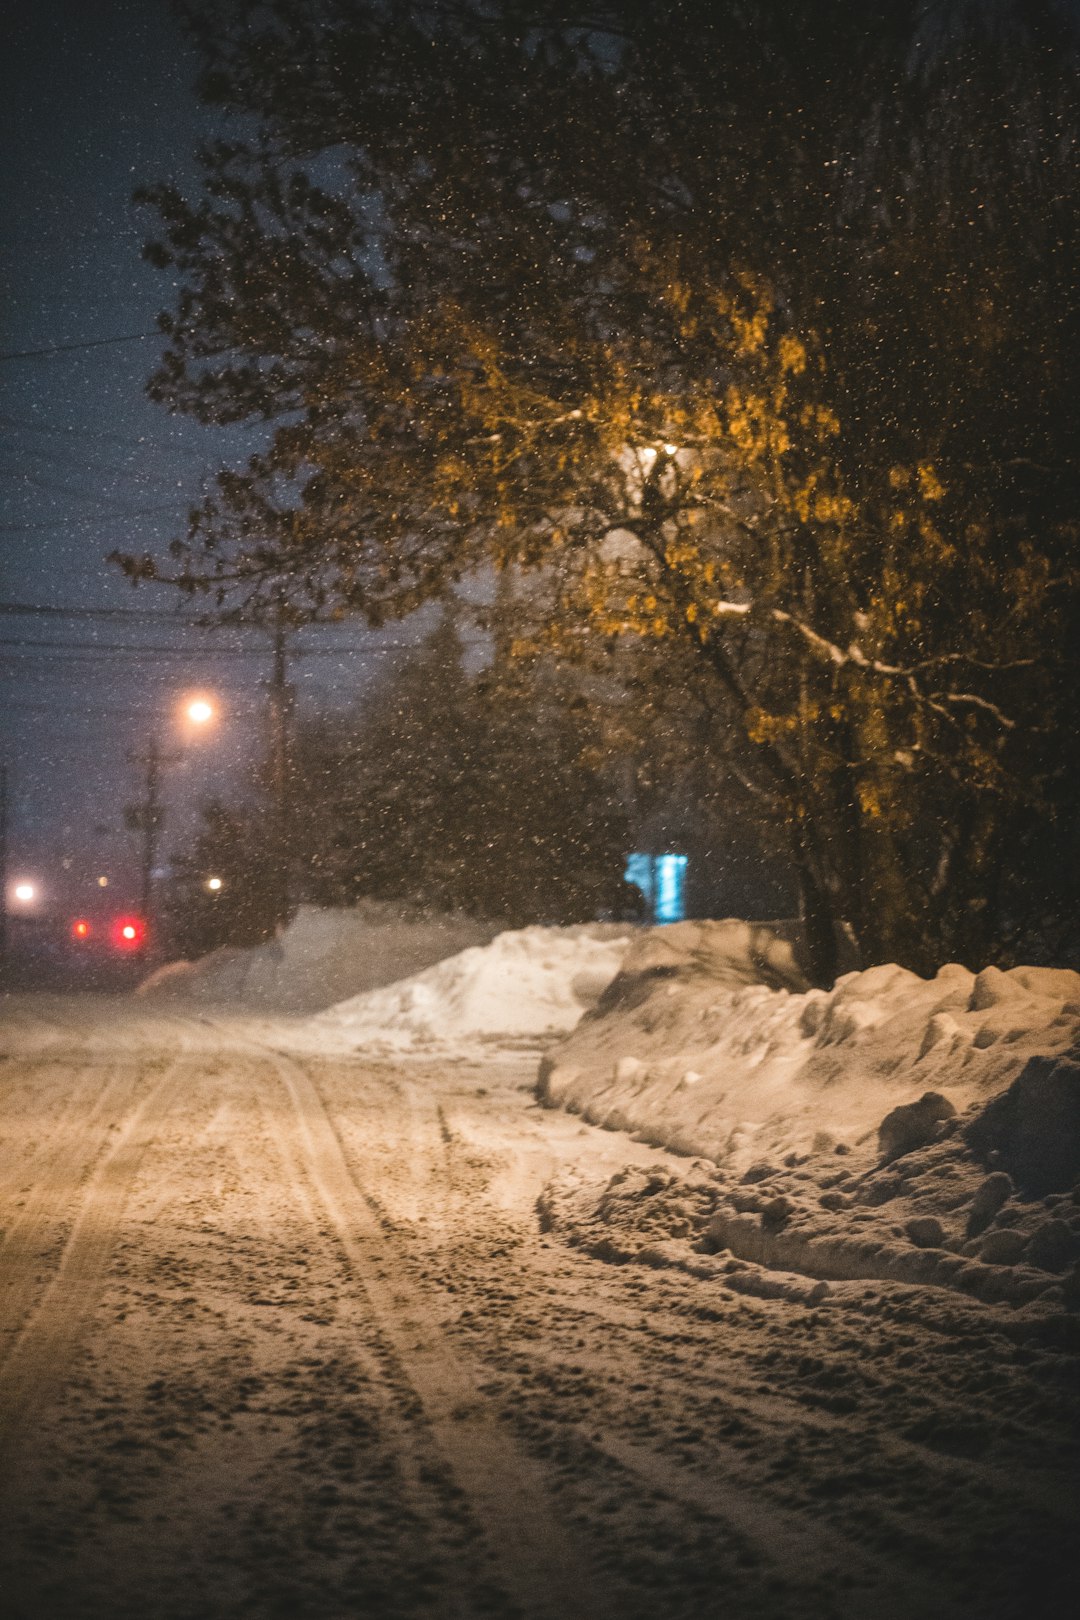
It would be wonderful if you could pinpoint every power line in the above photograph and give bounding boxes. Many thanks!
[0,443,199,493]
[0,635,418,660]
[1,699,213,720]
[0,657,268,685]
[0,412,214,462]
[0,599,221,625]
[0,500,190,534]
[0,636,277,658]
[2,695,262,718]
[0,600,483,652]
[0,330,161,363]
[0,473,192,517]
[0,598,399,632]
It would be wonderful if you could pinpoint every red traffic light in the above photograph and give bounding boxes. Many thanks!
[71,918,92,941]
[110,915,147,950]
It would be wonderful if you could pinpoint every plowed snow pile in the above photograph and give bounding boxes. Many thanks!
[538,920,1080,1315]
[308,924,632,1051]
[137,903,500,1013]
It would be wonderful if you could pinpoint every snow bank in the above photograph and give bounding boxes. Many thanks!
[537,920,1080,1315]
[539,920,1080,1167]
[137,903,501,1014]
[309,924,633,1051]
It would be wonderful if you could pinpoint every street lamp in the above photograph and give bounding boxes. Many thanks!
[3,876,42,968]
[206,875,223,892]
[128,693,220,939]
[185,697,215,727]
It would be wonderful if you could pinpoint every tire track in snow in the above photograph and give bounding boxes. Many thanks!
[0,1060,141,1248]
[236,1071,437,1434]
[603,1427,966,1619]
[262,1046,616,1620]
[317,1068,881,1615]
[395,1088,967,1616]
[0,1046,194,1471]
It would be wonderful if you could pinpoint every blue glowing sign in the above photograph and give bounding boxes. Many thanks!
[624,852,688,923]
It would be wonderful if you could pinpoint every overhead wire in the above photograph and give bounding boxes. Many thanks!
[0,601,487,651]
[0,441,203,492]
[0,638,409,659]
[1,696,261,720]
[0,500,193,533]
[0,411,215,462]
[1,599,228,624]
[0,330,162,363]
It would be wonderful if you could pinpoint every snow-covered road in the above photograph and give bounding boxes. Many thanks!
[1,997,1076,1618]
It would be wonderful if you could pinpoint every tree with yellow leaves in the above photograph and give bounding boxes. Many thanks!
[118,0,1080,981]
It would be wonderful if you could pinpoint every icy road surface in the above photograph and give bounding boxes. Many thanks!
[1,998,1076,1620]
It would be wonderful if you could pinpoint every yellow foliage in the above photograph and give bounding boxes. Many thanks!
[724,388,771,456]
[734,269,773,310]
[778,335,807,374]
[812,492,855,524]
[732,310,769,354]
[793,475,818,524]
[857,781,883,818]
[917,463,946,502]
[746,707,798,745]
[799,404,840,439]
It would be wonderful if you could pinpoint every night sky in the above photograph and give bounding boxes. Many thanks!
[0,0,407,915]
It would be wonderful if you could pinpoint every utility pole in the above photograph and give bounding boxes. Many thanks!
[126,737,174,937]
[0,764,8,963]
[267,594,295,923]
[139,737,162,921]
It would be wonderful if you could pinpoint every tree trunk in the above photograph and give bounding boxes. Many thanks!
[791,827,840,988]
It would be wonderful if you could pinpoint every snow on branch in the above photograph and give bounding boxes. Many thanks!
[706,601,1018,730]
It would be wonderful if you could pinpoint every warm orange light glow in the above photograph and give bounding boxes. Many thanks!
[72,918,92,940]
[186,698,215,725]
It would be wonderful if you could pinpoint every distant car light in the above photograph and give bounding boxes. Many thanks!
[110,915,147,950]
[71,918,92,940]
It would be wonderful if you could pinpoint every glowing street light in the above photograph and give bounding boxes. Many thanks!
[206,876,223,892]
[131,692,222,929]
[13,881,36,903]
